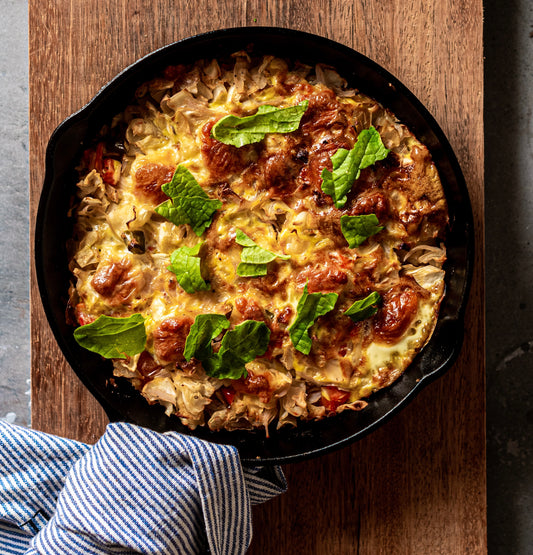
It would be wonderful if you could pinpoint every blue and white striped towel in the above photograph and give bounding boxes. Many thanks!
[0,421,286,554]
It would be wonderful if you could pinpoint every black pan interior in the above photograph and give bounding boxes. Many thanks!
[35,27,474,464]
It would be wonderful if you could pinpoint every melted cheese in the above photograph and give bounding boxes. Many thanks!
[68,55,448,432]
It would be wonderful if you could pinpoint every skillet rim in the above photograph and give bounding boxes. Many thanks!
[35,26,474,464]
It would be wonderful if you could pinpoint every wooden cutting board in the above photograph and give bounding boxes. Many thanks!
[29,1,486,552]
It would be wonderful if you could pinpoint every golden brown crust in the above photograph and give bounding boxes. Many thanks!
[153,317,193,364]
[134,163,174,205]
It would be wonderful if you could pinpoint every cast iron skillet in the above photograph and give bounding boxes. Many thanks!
[35,27,474,464]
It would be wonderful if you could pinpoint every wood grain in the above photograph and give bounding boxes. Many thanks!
[29,1,485,552]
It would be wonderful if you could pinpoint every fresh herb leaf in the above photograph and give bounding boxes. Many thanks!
[211,101,309,147]
[321,126,389,208]
[203,320,271,379]
[73,314,146,359]
[184,314,230,362]
[236,262,269,277]
[240,247,278,264]
[168,242,209,294]
[235,229,289,277]
[234,230,257,248]
[344,292,381,322]
[288,284,338,355]
[184,315,271,379]
[155,165,222,236]
[340,214,384,248]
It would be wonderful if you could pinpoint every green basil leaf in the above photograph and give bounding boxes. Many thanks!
[288,284,338,355]
[321,126,389,208]
[344,291,381,322]
[240,246,278,264]
[234,229,257,248]
[184,314,230,362]
[203,320,271,379]
[236,262,269,277]
[168,242,209,294]
[73,314,146,359]
[184,315,271,380]
[155,165,222,236]
[235,229,290,277]
[340,214,384,248]
[211,101,309,147]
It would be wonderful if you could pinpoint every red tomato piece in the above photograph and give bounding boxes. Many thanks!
[321,386,350,413]
[220,387,236,406]
[101,158,121,186]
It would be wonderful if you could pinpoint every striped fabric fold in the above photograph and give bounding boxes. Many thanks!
[0,422,89,533]
[0,422,286,554]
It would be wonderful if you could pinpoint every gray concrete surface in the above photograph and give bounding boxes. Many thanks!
[0,0,29,427]
[485,0,533,553]
[0,0,531,551]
